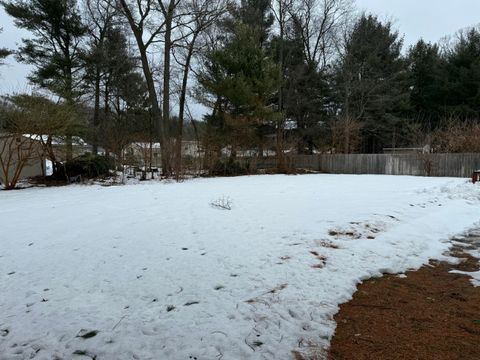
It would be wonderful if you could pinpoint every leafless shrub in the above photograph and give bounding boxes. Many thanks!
[432,119,480,153]
[210,196,233,210]
[330,115,363,153]
[0,134,38,190]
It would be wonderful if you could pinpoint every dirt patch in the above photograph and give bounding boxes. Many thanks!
[328,249,480,360]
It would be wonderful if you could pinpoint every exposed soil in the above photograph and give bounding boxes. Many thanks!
[328,244,480,360]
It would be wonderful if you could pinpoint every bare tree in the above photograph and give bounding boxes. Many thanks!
[171,0,228,178]
[84,0,117,154]
[432,118,480,153]
[1,94,81,179]
[117,0,169,171]
[330,114,362,153]
[270,0,293,169]
[0,134,38,190]
[289,0,352,69]
[0,95,76,189]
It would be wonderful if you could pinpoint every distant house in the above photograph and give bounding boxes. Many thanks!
[0,133,98,186]
[182,140,203,157]
[24,134,98,161]
[125,140,203,168]
[125,142,162,168]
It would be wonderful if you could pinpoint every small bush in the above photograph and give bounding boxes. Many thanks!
[66,154,113,179]
[210,196,233,210]
[210,158,251,176]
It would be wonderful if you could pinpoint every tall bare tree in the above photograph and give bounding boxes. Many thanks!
[171,0,228,177]
[117,0,169,170]
[83,0,117,154]
[270,0,293,168]
[289,0,352,69]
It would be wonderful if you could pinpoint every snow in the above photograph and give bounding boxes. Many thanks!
[450,234,480,287]
[0,175,479,359]
[450,269,480,287]
[23,134,88,146]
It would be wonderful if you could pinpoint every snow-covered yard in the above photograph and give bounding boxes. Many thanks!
[0,175,479,359]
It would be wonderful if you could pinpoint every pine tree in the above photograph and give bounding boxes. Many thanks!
[2,0,87,159]
[335,14,409,152]
[279,18,331,154]
[444,28,480,118]
[408,39,445,128]
[197,23,279,157]
[0,27,12,65]
[232,0,274,46]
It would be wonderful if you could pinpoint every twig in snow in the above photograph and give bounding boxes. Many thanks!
[210,196,233,210]
[211,330,228,337]
[112,315,127,331]
[245,337,255,351]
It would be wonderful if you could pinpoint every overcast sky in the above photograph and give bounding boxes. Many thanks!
[1,0,479,117]
[355,0,480,47]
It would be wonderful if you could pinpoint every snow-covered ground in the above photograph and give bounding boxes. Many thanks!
[0,175,479,360]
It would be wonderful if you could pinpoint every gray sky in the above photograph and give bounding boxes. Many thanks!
[1,0,480,116]
[355,0,480,47]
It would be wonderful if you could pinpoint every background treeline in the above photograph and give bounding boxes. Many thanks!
[1,0,479,178]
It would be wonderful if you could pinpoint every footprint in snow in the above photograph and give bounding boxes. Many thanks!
[76,329,99,339]
[184,301,200,306]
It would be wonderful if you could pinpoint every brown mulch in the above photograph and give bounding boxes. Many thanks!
[328,249,480,360]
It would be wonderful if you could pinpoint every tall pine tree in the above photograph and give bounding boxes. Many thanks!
[408,39,445,128]
[444,28,480,118]
[335,14,409,152]
[2,0,86,159]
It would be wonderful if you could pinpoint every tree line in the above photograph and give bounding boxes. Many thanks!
[1,0,479,178]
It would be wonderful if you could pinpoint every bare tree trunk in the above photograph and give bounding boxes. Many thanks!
[118,0,165,169]
[160,0,177,177]
[93,71,101,154]
[273,0,289,171]
[175,33,198,180]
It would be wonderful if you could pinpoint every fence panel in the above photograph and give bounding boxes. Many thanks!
[253,153,480,178]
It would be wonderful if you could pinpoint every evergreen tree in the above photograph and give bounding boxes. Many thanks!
[2,0,87,159]
[279,18,331,154]
[0,27,12,65]
[226,0,274,47]
[197,23,279,157]
[408,39,445,128]
[444,28,480,118]
[335,14,409,152]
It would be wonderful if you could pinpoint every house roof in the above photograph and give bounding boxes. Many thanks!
[23,134,88,146]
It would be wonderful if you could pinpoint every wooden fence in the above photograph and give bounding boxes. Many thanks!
[250,153,480,178]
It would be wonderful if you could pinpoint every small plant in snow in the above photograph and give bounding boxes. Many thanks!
[210,196,233,210]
